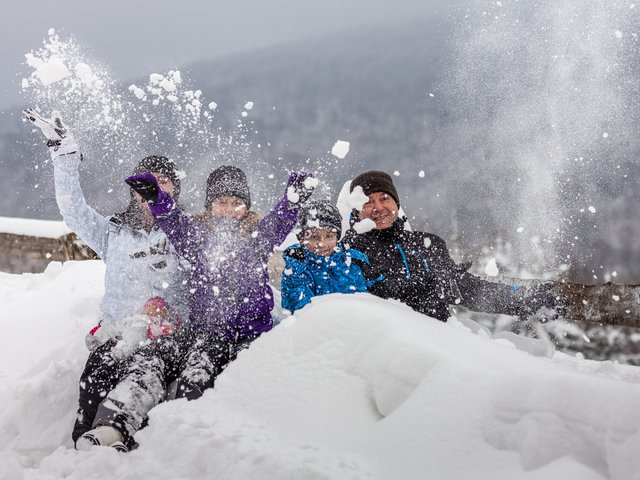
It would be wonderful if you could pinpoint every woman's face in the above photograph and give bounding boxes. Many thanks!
[302,227,338,256]
[209,196,247,219]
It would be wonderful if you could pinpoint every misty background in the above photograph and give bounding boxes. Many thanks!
[1,0,639,284]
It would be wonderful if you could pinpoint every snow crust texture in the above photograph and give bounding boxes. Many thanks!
[2,261,640,479]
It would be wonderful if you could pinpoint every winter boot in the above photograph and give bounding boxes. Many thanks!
[76,426,127,452]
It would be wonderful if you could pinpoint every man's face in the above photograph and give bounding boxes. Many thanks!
[359,192,399,229]
[302,227,338,256]
[209,196,247,219]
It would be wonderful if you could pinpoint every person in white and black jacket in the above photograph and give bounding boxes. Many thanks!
[23,109,190,449]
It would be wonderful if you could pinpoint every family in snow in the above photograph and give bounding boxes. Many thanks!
[24,108,564,452]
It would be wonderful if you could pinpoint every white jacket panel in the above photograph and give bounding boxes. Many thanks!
[53,153,190,326]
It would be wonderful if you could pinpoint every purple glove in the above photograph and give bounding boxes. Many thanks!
[286,171,316,205]
[125,172,174,215]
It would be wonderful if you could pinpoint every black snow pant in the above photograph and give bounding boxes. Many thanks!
[93,329,254,448]
[72,339,126,445]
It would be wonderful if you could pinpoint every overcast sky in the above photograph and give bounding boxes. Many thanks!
[0,0,444,109]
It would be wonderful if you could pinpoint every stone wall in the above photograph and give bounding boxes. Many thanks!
[0,232,97,273]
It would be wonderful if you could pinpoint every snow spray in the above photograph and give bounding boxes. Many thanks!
[20,29,275,214]
[445,1,639,277]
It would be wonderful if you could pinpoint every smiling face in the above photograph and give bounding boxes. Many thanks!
[358,192,399,229]
[209,196,248,219]
[302,227,339,256]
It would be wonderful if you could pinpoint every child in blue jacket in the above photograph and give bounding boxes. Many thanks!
[281,200,370,313]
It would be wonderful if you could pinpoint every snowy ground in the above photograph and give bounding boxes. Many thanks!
[2,260,640,480]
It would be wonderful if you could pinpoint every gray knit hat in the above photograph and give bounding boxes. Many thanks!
[205,165,251,210]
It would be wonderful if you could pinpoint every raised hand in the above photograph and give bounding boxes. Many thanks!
[23,108,78,158]
[125,172,160,204]
[286,171,317,205]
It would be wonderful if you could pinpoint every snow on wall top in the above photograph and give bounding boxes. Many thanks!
[0,216,71,239]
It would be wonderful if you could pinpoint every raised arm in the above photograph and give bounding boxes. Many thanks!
[253,171,316,257]
[24,109,110,257]
[125,172,204,263]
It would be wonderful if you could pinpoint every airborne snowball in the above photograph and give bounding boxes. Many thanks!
[484,258,499,276]
[353,219,376,234]
[588,206,596,213]
[244,101,254,110]
[303,177,319,190]
[349,186,369,211]
[35,56,71,86]
[331,140,350,159]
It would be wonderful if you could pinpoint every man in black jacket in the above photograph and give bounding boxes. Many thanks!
[343,170,561,322]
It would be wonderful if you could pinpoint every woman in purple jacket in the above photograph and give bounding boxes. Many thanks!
[78,166,315,452]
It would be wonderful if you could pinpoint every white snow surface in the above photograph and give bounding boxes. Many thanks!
[2,260,640,479]
[0,216,71,238]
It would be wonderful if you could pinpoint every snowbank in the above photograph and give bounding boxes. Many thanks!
[1,261,640,479]
[0,216,71,239]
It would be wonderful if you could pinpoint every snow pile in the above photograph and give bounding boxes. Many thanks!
[1,260,640,479]
[0,216,71,238]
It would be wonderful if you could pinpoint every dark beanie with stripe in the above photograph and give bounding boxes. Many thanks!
[349,170,400,206]
[133,155,181,200]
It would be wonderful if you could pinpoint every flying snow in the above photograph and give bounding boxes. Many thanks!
[348,186,369,212]
[353,218,376,234]
[484,258,500,276]
[331,140,350,159]
[32,56,71,86]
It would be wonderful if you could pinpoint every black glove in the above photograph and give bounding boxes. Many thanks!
[125,172,160,204]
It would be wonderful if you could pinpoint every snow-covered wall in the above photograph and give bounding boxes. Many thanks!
[0,216,70,239]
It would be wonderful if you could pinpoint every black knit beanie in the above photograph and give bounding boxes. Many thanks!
[298,200,342,238]
[205,165,251,210]
[133,155,181,200]
[350,170,400,206]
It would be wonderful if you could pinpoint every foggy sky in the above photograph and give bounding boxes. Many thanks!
[0,0,443,109]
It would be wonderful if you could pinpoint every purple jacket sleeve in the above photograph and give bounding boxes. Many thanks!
[149,194,205,265]
[253,196,299,259]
